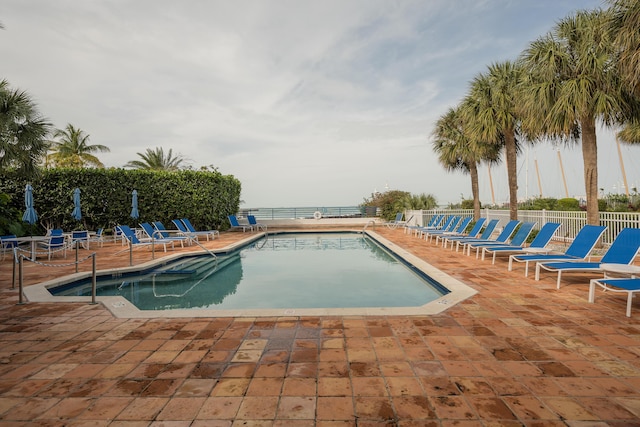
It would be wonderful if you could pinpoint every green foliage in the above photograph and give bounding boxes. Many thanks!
[0,192,26,235]
[520,197,558,210]
[556,198,581,211]
[460,199,477,209]
[124,147,186,171]
[361,190,437,221]
[47,124,110,168]
[0,168,241,235]
[0,79,52,178]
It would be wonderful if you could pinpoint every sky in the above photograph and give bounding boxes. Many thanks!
[3,0,639,208]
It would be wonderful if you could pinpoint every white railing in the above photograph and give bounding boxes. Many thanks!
[406,208,640,245]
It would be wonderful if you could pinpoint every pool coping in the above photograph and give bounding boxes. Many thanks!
[23,230,478,318]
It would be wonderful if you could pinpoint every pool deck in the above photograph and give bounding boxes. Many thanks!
[1,226,639,425]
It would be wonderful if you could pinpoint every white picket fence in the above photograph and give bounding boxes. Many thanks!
[406,209,640,245]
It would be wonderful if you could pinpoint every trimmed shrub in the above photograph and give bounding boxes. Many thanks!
[0,168,241,235]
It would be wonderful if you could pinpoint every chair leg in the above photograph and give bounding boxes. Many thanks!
[556,271,562,289]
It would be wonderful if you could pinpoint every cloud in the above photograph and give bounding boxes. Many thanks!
[2,0,635,207]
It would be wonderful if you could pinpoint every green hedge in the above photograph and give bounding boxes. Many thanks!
[0,168,241,235]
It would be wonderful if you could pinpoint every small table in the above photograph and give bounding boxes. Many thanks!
[600,263,640,278]
[4,236,50,261]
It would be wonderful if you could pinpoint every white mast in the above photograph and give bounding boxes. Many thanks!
[557,149,569,198]
[615,135,630,196]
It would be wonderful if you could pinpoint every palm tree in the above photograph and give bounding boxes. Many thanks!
[47,124,110,168]
[608,0,640,146]
[518,8,631,225]
[461,61,523,220]
[0,79,51,177]
[608,0,640,97]
[124,147,186,171]
[432,106,501,220]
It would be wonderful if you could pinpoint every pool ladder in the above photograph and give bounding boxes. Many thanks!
[362,220,376,233]
[189,236,218,264]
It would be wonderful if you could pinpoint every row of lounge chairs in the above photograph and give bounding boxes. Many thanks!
[396,213,640,317]
[117,218,221,251]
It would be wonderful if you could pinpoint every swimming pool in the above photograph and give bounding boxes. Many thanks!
[24,230,476,318]
[50,232,447,311]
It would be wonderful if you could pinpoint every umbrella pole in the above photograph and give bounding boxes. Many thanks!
[18,256,24,305]
[11,249,16,289]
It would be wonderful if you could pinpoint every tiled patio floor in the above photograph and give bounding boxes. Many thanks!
[1,227,639,426]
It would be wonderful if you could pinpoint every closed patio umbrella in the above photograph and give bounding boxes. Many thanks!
[22,184,38,225]
[72,188,82,220]
[130,190,139,219]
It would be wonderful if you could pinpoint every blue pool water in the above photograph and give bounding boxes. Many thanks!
[50,232,448,311]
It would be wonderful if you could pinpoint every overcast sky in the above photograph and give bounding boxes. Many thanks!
[3,0,639,208]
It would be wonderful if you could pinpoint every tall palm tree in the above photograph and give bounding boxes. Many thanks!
[124,147,186,171]
[432,106,501,220]
[608,0,640,145]
[518,8,630,225]
[608,0,640,97]
[0,79,51,177]
[461,61,523,220]
[47,124,110,168]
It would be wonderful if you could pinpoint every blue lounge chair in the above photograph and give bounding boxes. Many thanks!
[462,220,521,256]
[508,225,607,277]
[116,225,157,251]
[406,214,443,235]
[228,215,252,232]
[438,218,486,248]
[152,221,189,247]
[536,227,640,289]
[182,218,220,240]
[247,215,267,232]
[172,219,217,242]
[474,222,536,260]
[421,216,461,241]
[448,219,499,252]
[417,215,456,238]
[172,219,200,242]
[385,212,406,229]
[426,217,472,244]
[138,222,178,251]
[473,221,537,259]
[480,222,561,264]
[589,277,640,317]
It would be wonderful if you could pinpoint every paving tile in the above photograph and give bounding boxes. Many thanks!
[276,396,316,419]
[155,396,206,421]
[116,397,169,420]
[196,396,242,420]
[4,228,640,425]
[235,396,279,419]
[210,378,250,397]
[316,396,355,420]
[383,377,423,396]
[351,377,388,397]
[282,377,317,396]
[392,395,436,419]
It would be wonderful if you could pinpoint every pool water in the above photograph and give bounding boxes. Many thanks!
[51,233,447,311]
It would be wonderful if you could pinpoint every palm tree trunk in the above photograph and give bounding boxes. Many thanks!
[469,162,481,220]
[581,118,599,225]
[505,129,518,220]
